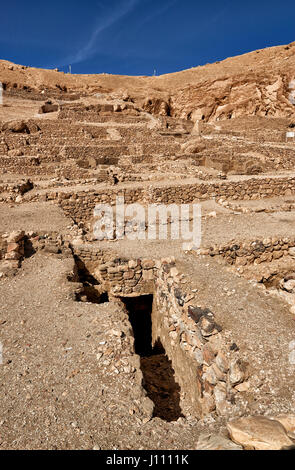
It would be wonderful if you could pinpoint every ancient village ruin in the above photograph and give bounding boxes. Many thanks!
[0,42,295,450]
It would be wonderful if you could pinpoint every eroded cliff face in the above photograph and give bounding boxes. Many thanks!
[158,41,295,122]
[169,73,295,122]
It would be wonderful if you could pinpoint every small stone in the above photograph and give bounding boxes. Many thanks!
[6,243,20,253]
[203,365,217,385]
[199,315,221,337]
[188,305,204,323]
[202,344,216,365]
[7,230,25,243]
[215,352,229,373]
[5,251,21,261]
[229,359,247,385]
[235,381,250,392]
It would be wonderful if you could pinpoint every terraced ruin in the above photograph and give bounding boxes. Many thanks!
[1,42,295,450]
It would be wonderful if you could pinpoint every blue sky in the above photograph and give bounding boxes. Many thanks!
[1,0,294,75]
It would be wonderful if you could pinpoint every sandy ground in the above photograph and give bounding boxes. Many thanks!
[95,208,295,259]
[0,202,72,234]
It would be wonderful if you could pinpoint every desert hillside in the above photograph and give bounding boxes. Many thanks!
[1,41,295,122]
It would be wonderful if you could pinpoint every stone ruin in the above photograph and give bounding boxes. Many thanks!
[0,55,295,450]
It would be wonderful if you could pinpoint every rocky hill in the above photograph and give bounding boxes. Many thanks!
[1,41,295,122]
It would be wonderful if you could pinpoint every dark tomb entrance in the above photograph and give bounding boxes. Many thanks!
[121,295,184,422]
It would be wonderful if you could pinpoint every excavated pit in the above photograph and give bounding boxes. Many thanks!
[74,258,109,304]
[121,295,184,422]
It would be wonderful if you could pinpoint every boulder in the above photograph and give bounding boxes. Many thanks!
[227,416,294,450]
[2,120,29,133]
[196,433,243,450]
[39,102,59,114]
[143,97,170,116]
[269,415,295,435]
[284,280,295,293]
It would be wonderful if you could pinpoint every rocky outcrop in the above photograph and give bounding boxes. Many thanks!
[2,120,30,133]
[142,97,170,116]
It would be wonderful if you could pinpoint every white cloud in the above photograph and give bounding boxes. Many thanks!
[61,0,140,66]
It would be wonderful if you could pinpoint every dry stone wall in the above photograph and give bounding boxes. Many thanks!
[197,237,295,267]
[55,176,295,225]
[72,242,249,419]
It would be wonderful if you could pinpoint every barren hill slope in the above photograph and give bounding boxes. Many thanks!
[1,41,295,122]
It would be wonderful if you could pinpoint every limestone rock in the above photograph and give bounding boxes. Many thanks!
[227,416,294,450]
[143,97,170,116]
[215,351,229,373]
[269,415,295,434]
[7,230,25,243]
[39,102,59,114]
[199,315,221,337]
[284,280,295,294]
[2,120,29,133]
[196,433,243,450]
[229,359,247,385]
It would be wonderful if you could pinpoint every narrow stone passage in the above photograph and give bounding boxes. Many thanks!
[121,295,184,422]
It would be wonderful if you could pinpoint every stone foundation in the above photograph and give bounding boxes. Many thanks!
[196,237,295,267]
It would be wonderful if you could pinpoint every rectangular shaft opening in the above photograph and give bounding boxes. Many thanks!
[121,295,184,422]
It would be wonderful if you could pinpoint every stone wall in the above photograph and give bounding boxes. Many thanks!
[197,237,295,267]
[152,260,248,418]
[0,231,26,277]
[0,232,288,420]
[55,176,295,225]
[72,242,249,419]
